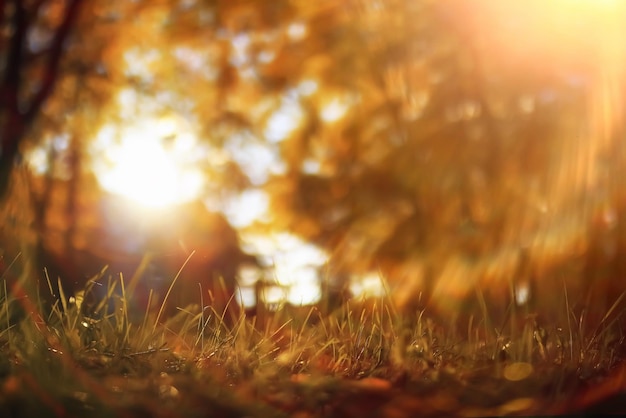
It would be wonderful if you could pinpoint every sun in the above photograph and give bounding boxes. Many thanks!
[465,0,626,68]
[91,114,206,209]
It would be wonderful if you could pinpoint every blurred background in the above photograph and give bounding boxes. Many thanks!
[0,0,625,323]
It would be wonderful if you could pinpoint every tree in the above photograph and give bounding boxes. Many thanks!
[231,0,626,318]
[0,0,84,199]
[2,0,625,322]
[0,0,262,316]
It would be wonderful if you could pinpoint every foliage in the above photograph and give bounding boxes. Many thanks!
[0,0,625,350]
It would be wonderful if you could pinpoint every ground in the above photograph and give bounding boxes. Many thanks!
[0,281,625,418]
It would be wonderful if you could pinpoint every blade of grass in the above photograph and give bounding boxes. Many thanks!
[587,291,626,350]
[563,279,574,362]
[154,250,195,331]
[125,252,152,297]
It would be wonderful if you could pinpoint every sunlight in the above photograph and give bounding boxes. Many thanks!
[515,281,531,306]
[223,189,270,228]
[286,21,308,41]
[297,79,318,96]
[265,95,305,142]
[242,232,328,306]
[91,114,206,209]
[350,272,386,299]
[320,96,350,123]
[469,0,626,71]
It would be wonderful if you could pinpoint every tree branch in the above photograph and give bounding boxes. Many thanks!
[0,1,26,199]
[24,0,84,122]
[1,0,26,111]
[0,0,83,200]
[0,1,6,41]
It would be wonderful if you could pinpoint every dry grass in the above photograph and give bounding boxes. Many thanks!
[0,261,624,417]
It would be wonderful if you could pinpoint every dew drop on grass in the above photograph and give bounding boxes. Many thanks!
[499,397,535,414]
[159,384,179,399]
[503,362,533,381]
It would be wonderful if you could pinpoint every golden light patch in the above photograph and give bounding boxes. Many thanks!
[92,115,205,210]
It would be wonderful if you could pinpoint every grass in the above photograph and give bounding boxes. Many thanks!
[0,261,625,417]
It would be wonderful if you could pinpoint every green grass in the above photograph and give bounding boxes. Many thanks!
[0,262,624,417]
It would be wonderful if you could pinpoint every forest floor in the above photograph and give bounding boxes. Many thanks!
[0,276,625,417]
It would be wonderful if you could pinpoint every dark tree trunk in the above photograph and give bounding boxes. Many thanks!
[0,0,84,200]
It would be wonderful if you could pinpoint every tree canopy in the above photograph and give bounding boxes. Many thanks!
[1,0,625,318]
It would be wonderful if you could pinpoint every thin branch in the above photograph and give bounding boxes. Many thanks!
[1,0,26,111]
[0,0,83,199]
[0,0,28,198]
[0,1,6,40]
[24,0,84,122]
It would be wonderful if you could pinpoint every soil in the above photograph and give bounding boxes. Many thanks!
[1,351,625,417]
